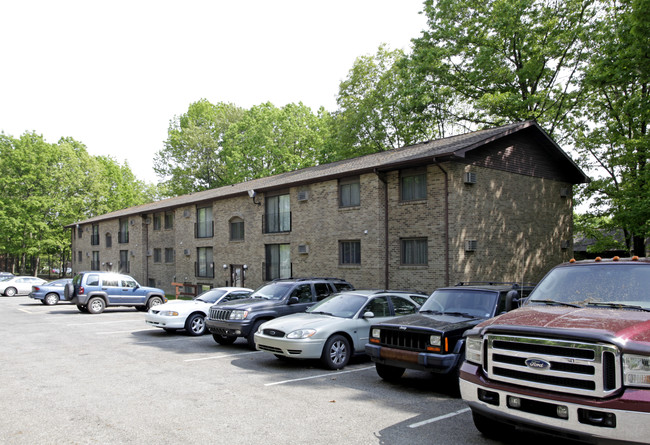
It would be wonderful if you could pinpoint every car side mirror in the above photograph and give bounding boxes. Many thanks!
[363,311,375,319]
[288,296,299,305]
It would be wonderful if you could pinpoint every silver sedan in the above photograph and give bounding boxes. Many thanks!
[254,290,426,370]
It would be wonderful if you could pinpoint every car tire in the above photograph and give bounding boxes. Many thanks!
[64,282,74,299]
[147,296,163,310]
[44,293,60,305]
[185,313,206,336]
[4,287,17,297]
[87,297,106,314]
[212,334,237,345]
[321,334,351,370]
[77,304,88,313]
[246,320,264,350]
[375,363,405,382]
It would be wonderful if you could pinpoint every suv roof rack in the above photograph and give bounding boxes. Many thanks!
[270,277,346,282]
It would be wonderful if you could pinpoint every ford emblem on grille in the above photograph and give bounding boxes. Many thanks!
[525,358,551,370]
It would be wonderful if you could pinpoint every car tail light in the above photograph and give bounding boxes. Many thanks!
[79,286,84,294]
[33,287,40,291]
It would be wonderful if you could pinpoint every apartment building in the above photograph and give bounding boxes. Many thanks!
[68,121,589,295]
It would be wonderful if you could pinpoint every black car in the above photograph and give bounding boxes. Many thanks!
[365,282,534,383]
[205,277,354,349]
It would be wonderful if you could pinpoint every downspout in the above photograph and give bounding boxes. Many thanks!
[433,160,450,286]
[374,169,389,289]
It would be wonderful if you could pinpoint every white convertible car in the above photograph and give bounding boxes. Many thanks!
[145,287,252,336]
[254,290,427,369]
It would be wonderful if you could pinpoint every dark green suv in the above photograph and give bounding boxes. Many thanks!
[64,271,167,314]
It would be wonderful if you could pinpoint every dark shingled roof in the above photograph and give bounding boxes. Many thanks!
[68,121,588,226]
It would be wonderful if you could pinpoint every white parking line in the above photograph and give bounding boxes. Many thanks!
[18,308,33,314]
[184,351,263,362]
[96,328,158,335]
[67,319,142,326]
[264,366,375,386]
[408,407,471,428]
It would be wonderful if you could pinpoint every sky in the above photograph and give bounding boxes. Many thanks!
[1,1,427,183]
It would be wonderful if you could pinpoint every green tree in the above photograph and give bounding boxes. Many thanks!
[334,45,446,157]
[154,99,245,196]
[574,0,650,255]
[408,0,597,139]
[222,102,331,183]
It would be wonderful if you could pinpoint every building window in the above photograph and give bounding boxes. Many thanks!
[196,247,214,278]
[339,176,360,207]
[230,218,244,241]
[153,213,162,230]
[400,168,427,202]
[119,250,130,273]
[118,218,129,243]
[91,224,100,246]
[91,251,100,270]
[265,244,291,281]
[105,233,112,248]
[196,206,214,238]
[264,193,291,233]
[153,248,162,263]
[78,251,82,263]
[164,211,174,229]
[148,278,156,287]
[165,248,175,263]
[339,240,361,265]
[401,238,428,265]
[77,226,83,239]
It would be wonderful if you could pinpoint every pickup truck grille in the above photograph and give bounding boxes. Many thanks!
[485,334,621,397]
[379,328,428,352]
[209,308,232,321]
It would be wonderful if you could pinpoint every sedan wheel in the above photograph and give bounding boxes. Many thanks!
[4,287,17,297]
[321,335,351,370]
[44,293,60,306]
[185,313,206,336]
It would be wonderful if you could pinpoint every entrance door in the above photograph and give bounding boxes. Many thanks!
[231,265,244,287]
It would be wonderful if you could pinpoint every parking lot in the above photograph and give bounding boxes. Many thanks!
[1,297,578,445]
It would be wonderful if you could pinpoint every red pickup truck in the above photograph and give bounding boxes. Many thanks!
[460,257,650,445]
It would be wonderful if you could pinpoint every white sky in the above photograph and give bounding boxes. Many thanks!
[1,0,427,183]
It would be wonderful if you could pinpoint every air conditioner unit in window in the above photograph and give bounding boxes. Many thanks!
[464,172,477,184]
[298,244,309,254]
[560,187,569,198]
[465,240,478,252]
[146,250,152,257]
[183,210,191,218]
[297,191,309,202]
[183,249,191,256]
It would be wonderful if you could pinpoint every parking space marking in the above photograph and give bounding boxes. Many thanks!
[407,407,471,428]
[96,328,158,335]
[184,351,263,362]
[264,366,374,386]
[67,319,143,326]
[18,308,33,314]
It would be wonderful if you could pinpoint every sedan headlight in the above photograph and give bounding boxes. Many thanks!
[229,310,249,320]
[286,329,317,339]
[623,354,650,387]
[465,336,483,365]
[159,311,179,316]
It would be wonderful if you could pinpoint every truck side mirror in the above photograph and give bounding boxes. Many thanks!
[505,290,520,312]
[288,296,299,305]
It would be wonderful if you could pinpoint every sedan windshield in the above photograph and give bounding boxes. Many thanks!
[307,293,367,318]
[195,289,228,304]
[527,264,650,309]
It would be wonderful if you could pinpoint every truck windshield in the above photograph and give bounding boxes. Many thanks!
[420,289,498,318]
[527,264,650,309]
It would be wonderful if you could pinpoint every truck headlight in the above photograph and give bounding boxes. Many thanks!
[429,334,441,347]
[371,328,381,338]
[465,336,483,365]
[229,310,249,320]
[623,354,650,387]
